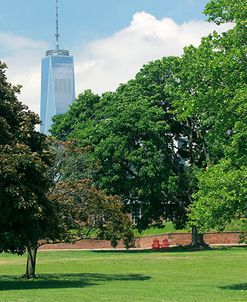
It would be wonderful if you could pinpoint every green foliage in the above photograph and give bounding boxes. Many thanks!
[204,0,247,24]
[190,161,247,232]
[0,61,56,255]
[51,90,100,141]
[48,141,135,248]
[51,58,189,231]
[51,0,246,236]
[183,3,247,231]
[49,179,135,249]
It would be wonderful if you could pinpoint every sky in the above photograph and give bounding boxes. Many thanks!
[0,0,232,115]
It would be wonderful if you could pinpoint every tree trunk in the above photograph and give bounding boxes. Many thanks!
[24,246,38,279]
[191,226,208,248]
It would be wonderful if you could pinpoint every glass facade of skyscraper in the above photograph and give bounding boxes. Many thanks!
[40,50,75,134]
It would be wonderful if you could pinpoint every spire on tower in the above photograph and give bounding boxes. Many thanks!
[46,0,69,56]
[55,0,60,50]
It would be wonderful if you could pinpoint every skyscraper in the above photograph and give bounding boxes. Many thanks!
[40,0,75,134]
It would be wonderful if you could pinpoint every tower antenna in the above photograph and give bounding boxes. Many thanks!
[55,0,60,50]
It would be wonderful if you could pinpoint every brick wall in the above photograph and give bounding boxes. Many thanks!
[136,232,243,248]
[39,239,125,250]
[39,231,243,250]
[204,232,242,245]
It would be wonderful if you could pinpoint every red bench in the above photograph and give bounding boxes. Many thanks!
[161,238,169,249]
[152,238,169,250]
[152,239,160,250]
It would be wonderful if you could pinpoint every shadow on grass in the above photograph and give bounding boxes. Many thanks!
[219,283,247,291]
[0,273,151,291]
[92,246,212,254]
[92,245,247,254]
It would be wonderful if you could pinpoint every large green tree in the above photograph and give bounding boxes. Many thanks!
[0,63,134,278]
[175,0,247,233]
[0,61,58,273]
[51,0,246,243]
[51,59,189,231]
[22,141,135,279]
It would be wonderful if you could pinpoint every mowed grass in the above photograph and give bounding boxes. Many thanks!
[0,248,247,302]
[134,219,246,236]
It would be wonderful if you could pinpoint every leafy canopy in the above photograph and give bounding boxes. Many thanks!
[0,61,56,254]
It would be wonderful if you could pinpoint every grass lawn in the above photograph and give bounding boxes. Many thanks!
[0,247,247,302]
[134,219,246,236]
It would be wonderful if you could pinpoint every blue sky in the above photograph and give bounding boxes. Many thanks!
[0,0,231,114]
[1,0,208,48]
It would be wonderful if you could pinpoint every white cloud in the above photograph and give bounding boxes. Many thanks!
[0,32,47,114]
[0,32,46,51]
[0,12,233,115]
[75,12,232,94]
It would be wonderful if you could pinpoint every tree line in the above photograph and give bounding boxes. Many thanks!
[51,0,246,241]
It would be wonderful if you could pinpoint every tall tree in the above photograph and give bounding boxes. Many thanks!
[0,61,56,267]
[51,0,246,241]
[22,141,135,279]
[51,59,189,231]
[0,63,134,278]
[188,0,247,234]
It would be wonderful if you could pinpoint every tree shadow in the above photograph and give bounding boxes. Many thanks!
[92,249,154,254]
[93,245,247,254]
[0,273,151,291]
[92,246,211,254]
[219,283,247,291]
